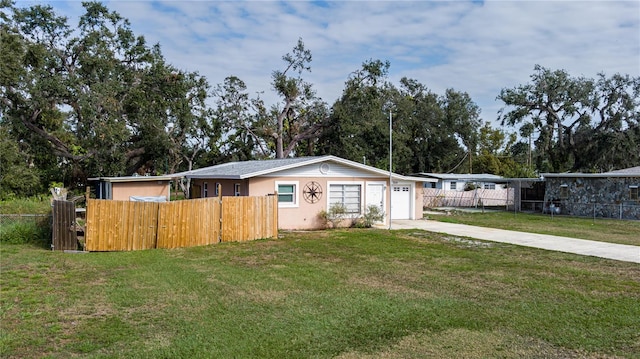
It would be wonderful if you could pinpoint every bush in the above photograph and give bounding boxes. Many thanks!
[354,205,386,228]
[320,204,385,229]
[318,203,350,228]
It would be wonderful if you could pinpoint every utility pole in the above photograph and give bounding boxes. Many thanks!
[389,109,392,230]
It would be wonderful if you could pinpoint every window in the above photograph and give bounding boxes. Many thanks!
[276,181,298,207]
[234,183,241,196]
[630,186,639,201]
[450,182,457,190]
[559,185,569,199]
[484,183,496,190]
[329,184,361,214]
[214,183,220,196]
[203,182,208,197]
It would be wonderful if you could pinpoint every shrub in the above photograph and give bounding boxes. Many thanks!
[354,205,385,228]
[320,204,385,229]
[318,203,350,229]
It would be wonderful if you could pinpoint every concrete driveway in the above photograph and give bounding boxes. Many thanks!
[391,219,640,264]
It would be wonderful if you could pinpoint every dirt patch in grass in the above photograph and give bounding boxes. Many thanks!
[336,328,625,359]
[347,274,437,299]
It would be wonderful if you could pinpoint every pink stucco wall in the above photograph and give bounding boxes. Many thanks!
[190,176,424,230]
[111,181,170,201]
[414,185,424,219]
[248,177,327,230]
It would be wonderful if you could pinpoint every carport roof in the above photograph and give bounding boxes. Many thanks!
[542,166,640,178]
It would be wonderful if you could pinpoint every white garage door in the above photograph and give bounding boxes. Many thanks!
[391,185,411,219]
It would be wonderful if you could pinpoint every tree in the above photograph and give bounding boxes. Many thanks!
[1,2,216,194]
[392,77,463,174]
[498,65,639,172]
[319,61,482,175]
[573,73,640,171]
[0,126,41,199]
[318,59,393,169]
[472,122,536,178]
[442,89,481,174]
[267,38,329,158]
[212,76,268,161]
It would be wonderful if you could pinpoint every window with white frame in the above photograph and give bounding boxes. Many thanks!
[329,184,362,214]
[484,183,496,190]
[276,181,298,207]
[203,182,208,197]
[234,183,241,196]
[214,183,220,196]
[450,181,457,190]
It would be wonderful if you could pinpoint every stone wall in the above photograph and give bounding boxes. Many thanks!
[544,177,640,220]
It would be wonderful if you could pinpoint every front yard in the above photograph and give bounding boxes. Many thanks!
[1,229,639,358]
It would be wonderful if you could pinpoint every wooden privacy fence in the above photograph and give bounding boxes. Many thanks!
[85,196,277,251]
[52,200,78,251]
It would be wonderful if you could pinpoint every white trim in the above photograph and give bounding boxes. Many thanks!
[203,182,208,198]
[275,181,299,208]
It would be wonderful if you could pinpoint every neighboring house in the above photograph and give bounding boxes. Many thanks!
[416,173,503,191]
[541,166,640,220]
[174,155,434,230]
[88,175,172,201]
[414,173,514,208]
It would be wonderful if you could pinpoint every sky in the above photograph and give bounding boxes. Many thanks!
[27,1,640,126]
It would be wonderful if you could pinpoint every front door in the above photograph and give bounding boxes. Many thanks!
[366,183,386,223]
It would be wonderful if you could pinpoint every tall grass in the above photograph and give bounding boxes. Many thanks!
[0,197,52,214]
[0,218,51,245]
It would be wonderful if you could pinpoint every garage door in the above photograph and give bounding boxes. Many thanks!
[391,185,411,219]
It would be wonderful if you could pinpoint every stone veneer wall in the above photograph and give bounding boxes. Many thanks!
[544,177,640,220]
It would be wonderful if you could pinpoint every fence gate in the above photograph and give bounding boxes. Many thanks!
[52,200,78,251]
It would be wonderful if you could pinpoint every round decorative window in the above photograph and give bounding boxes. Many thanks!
[303,181,323,204]
[319,163,330,174]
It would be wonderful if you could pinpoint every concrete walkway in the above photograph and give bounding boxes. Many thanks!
[391,219,640,264]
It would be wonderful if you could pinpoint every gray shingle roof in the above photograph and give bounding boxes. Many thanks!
[171,155,434,182]
[175,156,325,179]
[542,166,640,178]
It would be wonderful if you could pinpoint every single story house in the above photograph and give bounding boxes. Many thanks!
[87,175,172,201]
[412,172,514,208]
[415,173,504,191]
[174,155,435,230]
[541,166,640,220]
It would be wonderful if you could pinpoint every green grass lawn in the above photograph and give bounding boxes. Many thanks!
[427,210,640,246]
[2,229,639,358]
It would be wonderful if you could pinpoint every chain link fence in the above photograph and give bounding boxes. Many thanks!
[0,214,52,244]
[542,201,640,221]
[0,213,51,227]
